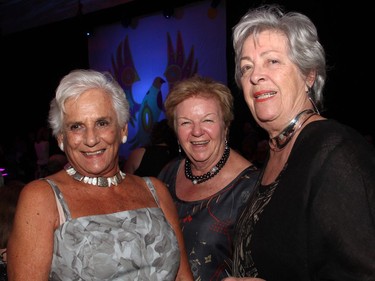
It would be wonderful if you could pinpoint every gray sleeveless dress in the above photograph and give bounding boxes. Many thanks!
[45,177,180,281]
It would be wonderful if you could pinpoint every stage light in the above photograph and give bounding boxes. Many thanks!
[163,7,174,19]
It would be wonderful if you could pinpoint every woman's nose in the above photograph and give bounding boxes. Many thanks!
[84,128,100,147]
[191,123,204,137]
[249,65,266,85]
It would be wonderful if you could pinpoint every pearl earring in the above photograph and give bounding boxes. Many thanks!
[122,136,127,144]
[59,143,64,152]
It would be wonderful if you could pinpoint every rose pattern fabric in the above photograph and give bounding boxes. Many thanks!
[45,178,180,281]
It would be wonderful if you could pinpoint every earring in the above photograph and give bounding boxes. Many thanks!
[306,85,320,115]
[122,136,127,144]
[306,85,312,95]
[178,141,181,154]
[59,143,64,152]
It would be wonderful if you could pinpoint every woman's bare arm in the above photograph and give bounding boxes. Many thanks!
[7,179,59,281]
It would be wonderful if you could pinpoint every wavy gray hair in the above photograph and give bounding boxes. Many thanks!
[48,69,130,137]
[232,4,326,110]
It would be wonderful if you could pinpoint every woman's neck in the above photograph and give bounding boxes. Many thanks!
[269,109,318,152]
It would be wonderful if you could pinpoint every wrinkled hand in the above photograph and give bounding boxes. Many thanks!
[221,277,266,281]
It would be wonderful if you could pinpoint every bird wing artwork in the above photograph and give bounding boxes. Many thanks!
[164,30,198,91]
[110,35,141,127]
[127,77,165,150]
[109,31,198,156]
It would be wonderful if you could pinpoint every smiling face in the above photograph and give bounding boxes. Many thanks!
[58,89,127,177]
[175,96,227,170]
[239,30,312,137]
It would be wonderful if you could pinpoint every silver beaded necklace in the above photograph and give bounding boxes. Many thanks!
[64,164,126,187]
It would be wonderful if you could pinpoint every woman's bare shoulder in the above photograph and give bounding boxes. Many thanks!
[20,178,55,198]
[17,177,59,215]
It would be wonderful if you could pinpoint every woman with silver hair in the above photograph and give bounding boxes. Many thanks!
[224,4,375,281]
[7,69,193,281]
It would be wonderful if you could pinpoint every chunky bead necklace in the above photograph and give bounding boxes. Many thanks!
[64,164,126,187]
[185,144,230,185]
[269,109,318,151]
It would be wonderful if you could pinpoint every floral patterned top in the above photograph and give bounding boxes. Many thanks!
[45,177,180,281]
[158,160,259,281]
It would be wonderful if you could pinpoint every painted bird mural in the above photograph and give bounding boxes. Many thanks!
[127,77,166,150]
[110,35,141,127]
[164,30,198,91]
[109,31,198,157]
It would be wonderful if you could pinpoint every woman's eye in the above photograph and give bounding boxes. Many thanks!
[97,120,109,127]
[70,124,81,131]
[269,59,279,64]
[240,65,252,76]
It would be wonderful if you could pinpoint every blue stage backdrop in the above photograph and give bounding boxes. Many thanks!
[88,0,227,159]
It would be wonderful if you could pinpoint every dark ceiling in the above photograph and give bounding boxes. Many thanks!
[0,0,201,36]
[0,0,122,35]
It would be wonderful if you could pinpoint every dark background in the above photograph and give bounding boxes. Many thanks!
[1,0,373,149]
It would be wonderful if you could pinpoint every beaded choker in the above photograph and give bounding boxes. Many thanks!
[64,164,126,187]
[185,144,230,185]
[269,109,317,151]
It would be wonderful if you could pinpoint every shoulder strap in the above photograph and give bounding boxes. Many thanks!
[43,178,72,225]
[142,177,161,208]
